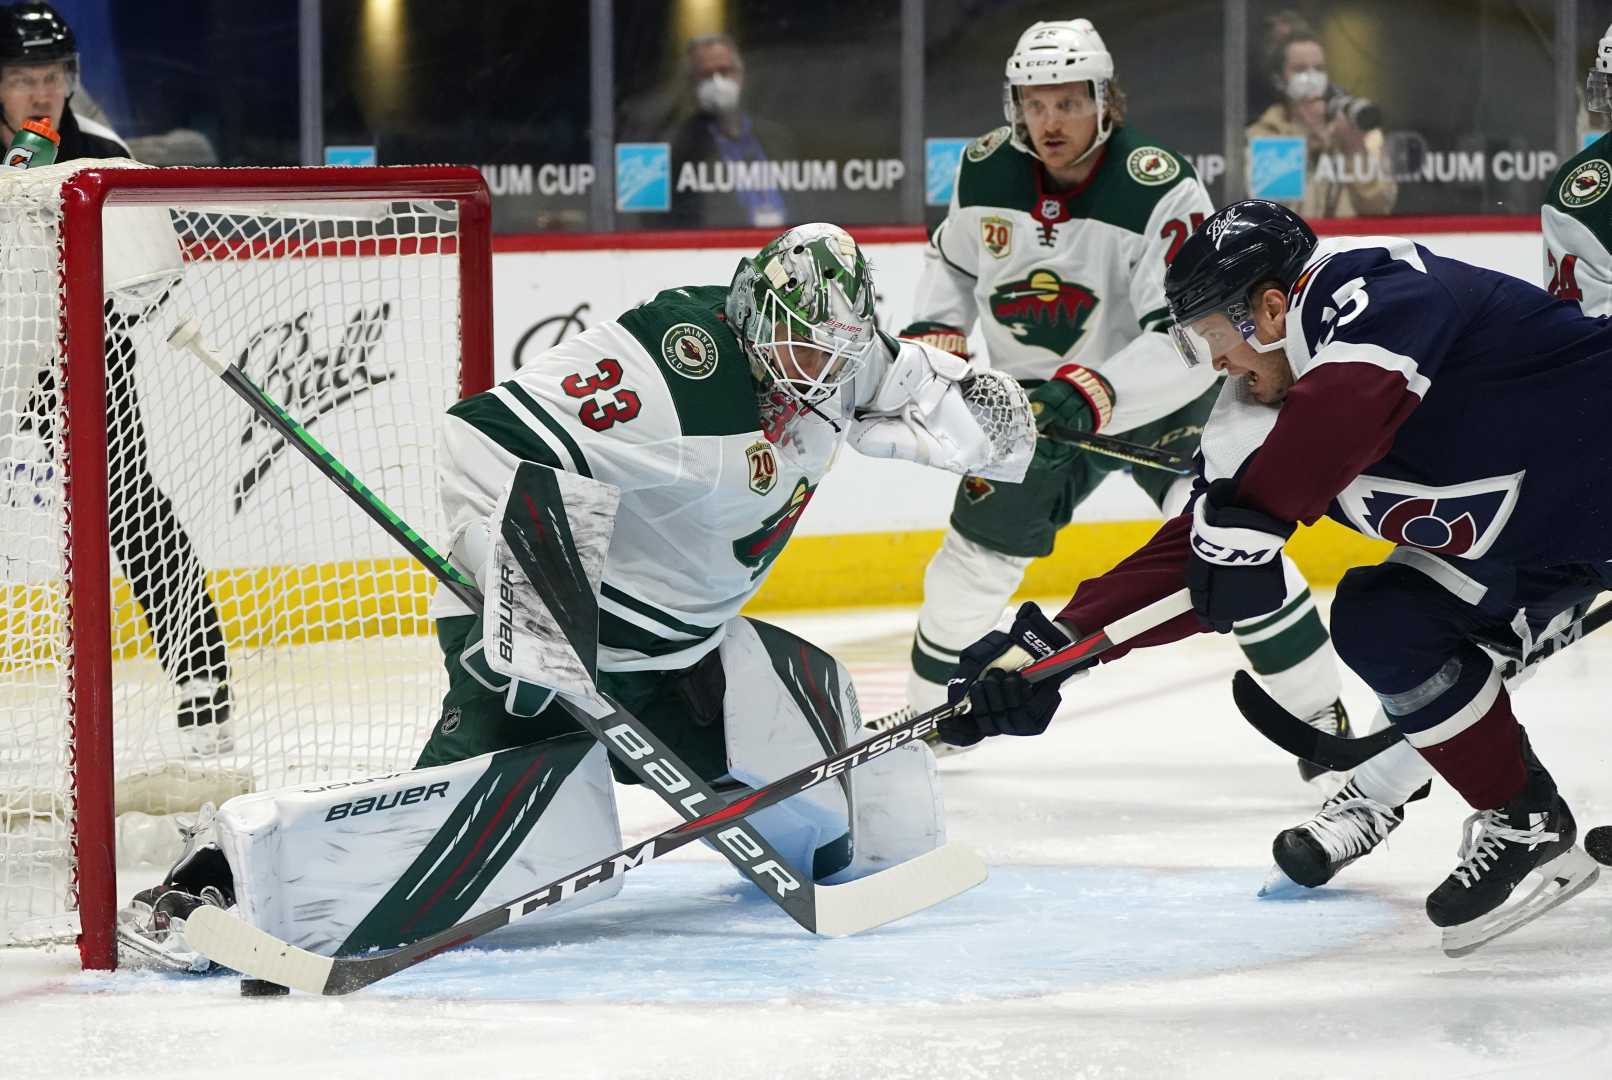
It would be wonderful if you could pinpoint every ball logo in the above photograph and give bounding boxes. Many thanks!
[1560,160,1611,209]
[660,322,720,380]
[1126,146,1180,186]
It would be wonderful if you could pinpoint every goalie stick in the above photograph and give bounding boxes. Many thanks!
[1234,601,1612,771]
[183,588,1194,993]
[1042,424,1192,475]
[164,320,989,942]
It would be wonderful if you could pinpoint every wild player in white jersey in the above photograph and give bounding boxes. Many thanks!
[889,19,1347,779]
[1543,21,1612,318]
[116,224,1037,966]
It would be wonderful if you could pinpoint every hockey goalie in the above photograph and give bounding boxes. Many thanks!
[117,223,1035,970]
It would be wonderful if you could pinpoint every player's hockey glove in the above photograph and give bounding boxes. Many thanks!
[1027,363,1115,474]
[897,320,971,359]
[458,615,557,717]
[1185,479,1294,633]
[939,601,1082,746]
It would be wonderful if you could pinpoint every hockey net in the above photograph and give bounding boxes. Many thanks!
[0,162,492,968]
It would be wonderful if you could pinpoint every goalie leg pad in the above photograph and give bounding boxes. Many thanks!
[215,734,622,956]
[720,617,944,882]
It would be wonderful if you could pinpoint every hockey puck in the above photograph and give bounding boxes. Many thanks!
[1586,825,1612,867]
[240,977,290,997]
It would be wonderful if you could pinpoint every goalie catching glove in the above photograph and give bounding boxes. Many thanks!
[939,602,1086,746]
[849,337,1036,482]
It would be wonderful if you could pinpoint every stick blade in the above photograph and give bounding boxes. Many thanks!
[186,905,337,995]
[1231,670,1401,771]
[810,843,987,938]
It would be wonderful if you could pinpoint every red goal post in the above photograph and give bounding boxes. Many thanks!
[0,164,492,970]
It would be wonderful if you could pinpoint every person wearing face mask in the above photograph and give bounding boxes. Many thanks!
[1247,27,1397,218]
[667,32,795,229]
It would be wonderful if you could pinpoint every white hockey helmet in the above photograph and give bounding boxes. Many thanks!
[1002,19,1115,165]
[1588,23,1612,114]
[725,222,878,408]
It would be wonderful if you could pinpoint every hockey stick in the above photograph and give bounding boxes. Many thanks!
[1233,601,1612,771]
[184,588,1193,993]
[167,320,982,939]
[1042,424,1192,475]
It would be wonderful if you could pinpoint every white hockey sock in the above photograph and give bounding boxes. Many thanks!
[1234,556,1341,718]
[907,530,1031,711]
[1349,711,1438,806]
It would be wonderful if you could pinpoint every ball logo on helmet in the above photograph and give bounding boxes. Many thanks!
[1205,209,1245,249]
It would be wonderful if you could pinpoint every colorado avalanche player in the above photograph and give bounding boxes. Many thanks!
[941,200,1606,954]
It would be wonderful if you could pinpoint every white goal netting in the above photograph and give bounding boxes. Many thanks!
[0,161,485,961]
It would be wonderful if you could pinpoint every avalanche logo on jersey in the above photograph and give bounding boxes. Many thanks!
[1336,471,1525,559]
[989,270,1099,355]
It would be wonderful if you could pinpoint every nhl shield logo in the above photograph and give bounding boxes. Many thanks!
[1561,160,1612,209]
[745,440,778,495]
[1038,197,1064,222]
[980,215,1012,259]
[661,322,720,380]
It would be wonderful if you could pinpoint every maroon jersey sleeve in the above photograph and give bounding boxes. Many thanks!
[1055,514,1204,663]
[1235,362,1421,524]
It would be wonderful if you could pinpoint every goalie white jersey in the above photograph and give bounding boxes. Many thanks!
[916,125,1219,434]
[437,284,1028,673]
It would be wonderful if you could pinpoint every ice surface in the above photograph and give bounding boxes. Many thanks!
[4,596,1610,1079]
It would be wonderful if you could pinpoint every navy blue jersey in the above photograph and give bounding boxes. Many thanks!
[1214,236,1612,567]
[1054,235,1612,657]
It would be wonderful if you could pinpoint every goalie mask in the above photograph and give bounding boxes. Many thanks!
[1589,23,1612,114]
[1002,19,1114,167]
[726,222,878,408]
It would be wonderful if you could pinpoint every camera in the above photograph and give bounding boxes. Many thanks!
[1327,89,1382,132]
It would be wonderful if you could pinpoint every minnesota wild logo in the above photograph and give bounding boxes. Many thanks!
[989,270,1100,354]
[1126,146,1180,186]
[961,475,995,504]
[733,477,815,577]
[1561,160,1611,209]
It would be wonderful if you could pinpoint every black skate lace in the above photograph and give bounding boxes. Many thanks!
[1451,809,1559,888]
[1302,785,1400,863]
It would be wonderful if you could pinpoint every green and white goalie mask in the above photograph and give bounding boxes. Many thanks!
[726,223,878,408]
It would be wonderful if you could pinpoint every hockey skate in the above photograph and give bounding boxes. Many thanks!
[177,678,233,756]
[1295,699,1350,786]
[116,807,235,973]
[1428,746,1600,957]
[866,703,972,758]
[1260,779,1430,895]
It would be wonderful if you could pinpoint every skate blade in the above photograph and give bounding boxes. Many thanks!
[1257,864,1309,898]
[1441,846,1601,958]
[115,923,213,974]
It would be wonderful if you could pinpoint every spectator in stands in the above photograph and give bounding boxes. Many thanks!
[666,32,796,228]
[1247,20,1397,217]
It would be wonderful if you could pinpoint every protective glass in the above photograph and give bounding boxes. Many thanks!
[750,289,874,406]
[0,60,78,98]
[1588,70,1612,115]
[1167,309,1250,368]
